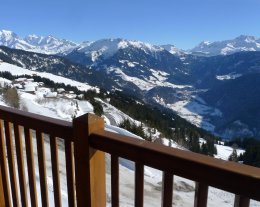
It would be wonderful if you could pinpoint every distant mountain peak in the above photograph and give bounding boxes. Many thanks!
[235,35,256,41]
[73,38,167,63]
[0,30,19,40]
[160,44,185,55]
[0,29,78,54]
[0,29,17,36]
[191,35,260,56]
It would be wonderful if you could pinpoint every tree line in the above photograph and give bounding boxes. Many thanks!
[226,137,260,167]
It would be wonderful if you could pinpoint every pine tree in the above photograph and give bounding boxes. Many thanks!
[228,144,238,162]
[228,149,238,162]
[201,143,208,155]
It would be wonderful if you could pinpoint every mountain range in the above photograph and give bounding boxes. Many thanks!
[0,30,77,54]
[1,29,260,139]
[1,29,260,56]
[190,35,260,56]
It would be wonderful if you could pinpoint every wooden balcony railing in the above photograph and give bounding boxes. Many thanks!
[0,105,260,207]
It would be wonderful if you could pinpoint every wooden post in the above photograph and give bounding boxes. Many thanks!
[194,182,208,207]
[234,195,250,207]
[161,172,173,207]
[73,113,106,207]
[0,166,5,207]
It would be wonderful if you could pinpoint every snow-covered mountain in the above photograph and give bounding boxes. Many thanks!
[160,44,185,56]
[190,35,260,56]
[0,30,184,58]
[2,29,260,57]
[77,38,164,55]
[68,38,170,65]
[0,30,78,54]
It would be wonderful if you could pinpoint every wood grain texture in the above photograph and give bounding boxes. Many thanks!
[73,114,106,207]
[0,120,11,207]
[24,128,38,207]
[4,121,19,207]
[65,139,75,207]
[0,105,73,139]
[90,130,260,202]
[50,136,61,207]
[36,131,49,207]
[13,124,28,207]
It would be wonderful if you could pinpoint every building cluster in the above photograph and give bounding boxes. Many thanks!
[12,77,83,99]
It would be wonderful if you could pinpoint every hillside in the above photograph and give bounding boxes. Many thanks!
[0,61,219,155]
[1,64,259,207]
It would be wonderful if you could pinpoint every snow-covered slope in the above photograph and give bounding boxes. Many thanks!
[0,62,98,92]
[107,66,191,91]
[190,35,260,56]
[0,30,78,54]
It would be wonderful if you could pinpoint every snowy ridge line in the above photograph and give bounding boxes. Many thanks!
[2,29,260,57]
[0,29,78,55]
[190,35,260,56]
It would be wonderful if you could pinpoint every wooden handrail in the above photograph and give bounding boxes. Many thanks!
[0,106,74,207]
[0,107,259,207]
[89,130,260,202]
[0,105,73,139]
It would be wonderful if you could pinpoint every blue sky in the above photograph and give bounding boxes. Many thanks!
[0,0,259,49]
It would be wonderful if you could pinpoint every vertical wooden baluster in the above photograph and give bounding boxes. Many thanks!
[135,162,144,207]
[36,131,49,207]
[24,128,38,207]
[194,182,208,207]
[0,120,12,207]
[234,195,250,207]
[50,136,62,207]
[161,172,173,207]
[4,121,20,207]
[111,155,119,207]
[14,124,28,207]
[65,139,75,207]
[0,166,6,207]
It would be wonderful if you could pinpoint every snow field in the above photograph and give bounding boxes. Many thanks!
[0,62,99,92]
